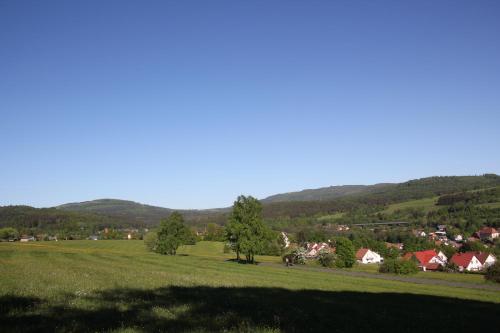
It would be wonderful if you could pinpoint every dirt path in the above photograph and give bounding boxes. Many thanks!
[258,262,500,291]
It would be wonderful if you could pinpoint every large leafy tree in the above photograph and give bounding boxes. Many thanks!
[0,227,18,240]
[334,237,356,268]
[225,195,267,263]
[156,212,190,255]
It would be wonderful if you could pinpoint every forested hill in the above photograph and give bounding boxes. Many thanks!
[58,199,175,224]
[262,184,394,203]
[262,175,500,204]
[57,199,229,225]
[2,174,499,232]
[0,205,132,235]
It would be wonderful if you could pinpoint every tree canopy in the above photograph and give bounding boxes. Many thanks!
[225,195,268,263]
[155,212,191,255]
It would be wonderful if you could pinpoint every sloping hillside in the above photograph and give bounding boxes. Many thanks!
[262,175,500,204]
[58,199,229,225]
[47,174,500,224]
[262,184,394,203]
[58,199,174,224]
[261,174,500,218]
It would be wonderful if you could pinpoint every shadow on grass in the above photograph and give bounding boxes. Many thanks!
[225,258,259,264]
[1,286,499,332]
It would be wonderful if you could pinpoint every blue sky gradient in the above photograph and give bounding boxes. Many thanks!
[1,1,499,208]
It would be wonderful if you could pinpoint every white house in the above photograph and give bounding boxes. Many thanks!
[451,253,483,272]
[403,250,447,271]
[475,252,496,268]
[450,252,496,272]
[355,248,383,264]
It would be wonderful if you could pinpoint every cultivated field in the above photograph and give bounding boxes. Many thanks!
[1,241,499,332]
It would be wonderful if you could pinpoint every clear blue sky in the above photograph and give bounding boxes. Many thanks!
[1,1,499,209]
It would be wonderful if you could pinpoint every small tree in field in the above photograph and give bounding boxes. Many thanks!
[334,237,356,268]
[225,195,267,263]
[156,212,189,255]
[485,262,500,283]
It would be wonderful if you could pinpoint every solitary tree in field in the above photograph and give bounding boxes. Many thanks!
[225,195,266,263]
[334,237,356,268]
[156,212,189,255]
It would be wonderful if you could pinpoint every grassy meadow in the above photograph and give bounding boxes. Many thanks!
[1,240,499,332]
[381,196,440,214]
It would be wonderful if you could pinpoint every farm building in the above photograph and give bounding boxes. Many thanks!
[355,248,382,264]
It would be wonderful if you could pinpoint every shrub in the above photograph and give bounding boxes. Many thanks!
[144,231,158,252]
[444,262,460,273]
[318,249,336,268]
[223,242,232,254]
[379,259,418,275]
[484,262,500,283]
[290,248,306,265]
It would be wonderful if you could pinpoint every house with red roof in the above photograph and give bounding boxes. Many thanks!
[450,252,482,272]
[402,250,447,271]
[450,252,496,272]
[474,252,496,268]
[355,248,382,264]
[477,227,499,240]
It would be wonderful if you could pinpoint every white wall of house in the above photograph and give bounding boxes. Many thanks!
[483,254,496,268]
[465,256,483,271]
[360,250,382,264]
[436,251,448,263]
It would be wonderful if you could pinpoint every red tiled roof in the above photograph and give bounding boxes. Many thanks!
[356,248,369,260]
[473,252,493,265]
[479,227,498,235]
[403,250,438,266]
[425,263,441,271]
[451,252,476,268]
[413,250,438,265]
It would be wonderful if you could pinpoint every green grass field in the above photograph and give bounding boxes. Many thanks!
[1,241,499,332]
[381,196,441,214]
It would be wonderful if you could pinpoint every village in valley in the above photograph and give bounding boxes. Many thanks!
[279,225,498,274]
[1,1,500,331]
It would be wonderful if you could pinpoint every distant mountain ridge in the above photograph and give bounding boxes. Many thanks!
[262,175,500,203]
[262,183,395,203]
[58,199,229,225]
[53,174,500,224]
